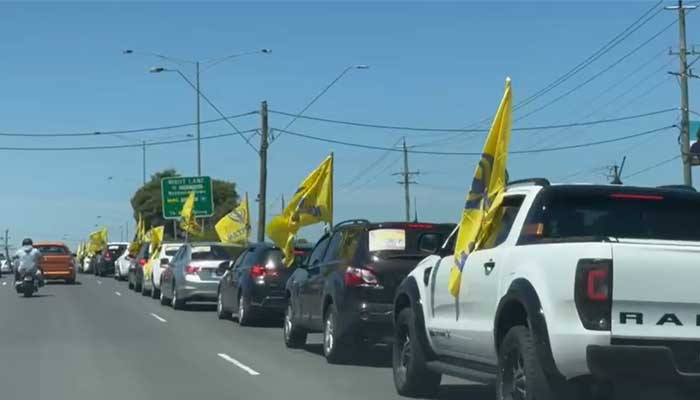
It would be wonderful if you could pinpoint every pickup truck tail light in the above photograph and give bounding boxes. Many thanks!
[185,265,200,275]
[574,259,612,331]
[344,267,379,287]
[104,253,112,262]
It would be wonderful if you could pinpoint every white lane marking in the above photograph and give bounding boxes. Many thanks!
[217,353,260,376]
[96,280,102,285]
[114,291,122,296]
[150,313,167,323]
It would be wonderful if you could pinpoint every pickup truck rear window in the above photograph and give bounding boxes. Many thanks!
[527,191,700,242]
[37,246,68,254]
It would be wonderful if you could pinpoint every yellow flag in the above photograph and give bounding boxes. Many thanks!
[266,154,333,266]
[128,214,144,254]
[448,78,512,298]
[144,225,164,278]
[215,192,251,244]
[180,191,201,235]
[88,227,108,254]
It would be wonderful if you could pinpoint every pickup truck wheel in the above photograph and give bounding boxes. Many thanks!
[498,326,556,400]
[323,304,349,364]
[284,303,307,348]
[392,308,441,397]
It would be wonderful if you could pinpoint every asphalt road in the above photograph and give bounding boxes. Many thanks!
[0,273,692,400]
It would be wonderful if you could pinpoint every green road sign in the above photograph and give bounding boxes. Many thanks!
[161,176,214,219]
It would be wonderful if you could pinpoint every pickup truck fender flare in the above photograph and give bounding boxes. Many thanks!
[394,276,438,361]
[494,278,564,380]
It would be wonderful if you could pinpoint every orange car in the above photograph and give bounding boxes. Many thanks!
[35,242,76,284]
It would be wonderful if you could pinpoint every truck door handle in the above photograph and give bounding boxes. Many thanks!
[483,261,495,274]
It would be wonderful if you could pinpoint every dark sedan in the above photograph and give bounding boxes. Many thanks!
[216,242,310,326]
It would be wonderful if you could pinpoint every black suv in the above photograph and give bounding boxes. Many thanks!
[283,220,454,363]
[94,243,127,277]
[217,242,311,326]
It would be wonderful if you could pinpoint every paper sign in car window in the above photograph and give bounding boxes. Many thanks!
[369,229,406,252]
[192,246,212,253]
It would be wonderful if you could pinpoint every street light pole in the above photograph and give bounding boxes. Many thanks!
[196,61,201,176]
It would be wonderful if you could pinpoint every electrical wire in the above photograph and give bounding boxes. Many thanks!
[624,154,681,179]
[0,111,258,137]
[340,137,403,190]
[268,108,675,134]
[271,125,673,156]
[515,17,678,122]
[0,128,259,151]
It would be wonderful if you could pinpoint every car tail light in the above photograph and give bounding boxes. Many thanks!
[575,259,612,331]
[138,258,147,267]
[344,267,379,287]
[185,265,200,275]
[104,253,112,261]
[250,264,265,278]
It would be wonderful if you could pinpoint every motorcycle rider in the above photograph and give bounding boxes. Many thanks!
[13,238,44,287]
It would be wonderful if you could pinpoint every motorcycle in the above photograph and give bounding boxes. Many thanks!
[15,271,40,297]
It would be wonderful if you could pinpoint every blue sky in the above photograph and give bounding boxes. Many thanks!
[0,1,693,249]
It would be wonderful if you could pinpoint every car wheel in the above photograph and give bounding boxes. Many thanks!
[323,303,349,364]
[237,293,253,326]
[284,302,307,348]
[392,308,441,397]
[134,279,142,292]
[498,326,559,400]
[151,282,159,299]
[141,281,150,296]
[172,284,185,310]
[65,278,76,285]
[128,275,134,290]
[217,290,230,320]
[159,286,170,306]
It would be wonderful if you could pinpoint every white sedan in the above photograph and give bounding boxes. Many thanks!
[114,247,134,281]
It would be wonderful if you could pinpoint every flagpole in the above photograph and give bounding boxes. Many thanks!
[329,152,334,229]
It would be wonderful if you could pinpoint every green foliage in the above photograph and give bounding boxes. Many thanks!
[130,169,239,239]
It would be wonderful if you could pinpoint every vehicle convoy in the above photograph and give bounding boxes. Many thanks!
[284,220,454,363]
[35,242,76,284]
[216,242,311,325]
[141,242,183,299]
[94,242,128,277]
[159,243,239,310]
[392,180,700,399]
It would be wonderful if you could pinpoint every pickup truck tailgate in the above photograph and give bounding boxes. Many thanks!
[612,240,700,339]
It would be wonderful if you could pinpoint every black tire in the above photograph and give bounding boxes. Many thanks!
[323,303,350,364]
[65,278,75,285]
[392,308,441,397]
[283,302,307,348]
[159,286,170,306]
[216,290,230,320]
[134,280,142,292]
[172,284,185,310]
[141,282,150,296]
[497,326,559,400]
[237,293,253,326]
[151,284,159,299]
[128,278,134,290]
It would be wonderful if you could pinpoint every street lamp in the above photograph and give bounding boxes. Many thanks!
[126,48,271,176]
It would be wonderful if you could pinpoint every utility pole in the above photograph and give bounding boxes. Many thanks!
[195,61,202,176]
[609,156,626,185]
[393,138,419,222]
[257,101,269,242]
[667,0,698,186]
[142,141,146,185]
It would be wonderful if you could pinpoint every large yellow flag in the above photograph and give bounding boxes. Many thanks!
[180,191,201,235]
[215,192,251,244]
[448,78,512,297]
[144,225,164,278]
[88,227,108,254]
[266,154,333,266]
[128,214,145,254]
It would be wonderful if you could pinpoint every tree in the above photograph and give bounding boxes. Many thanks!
[130,169,239,239]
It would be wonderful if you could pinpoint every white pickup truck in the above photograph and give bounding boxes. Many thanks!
[392,180,700,400]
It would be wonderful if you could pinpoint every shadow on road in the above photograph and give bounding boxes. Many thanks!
[302,343,393,368]
[186,303,217,312]
[46,281,82,286]
[437,384,494,400]
[16,294,54,298]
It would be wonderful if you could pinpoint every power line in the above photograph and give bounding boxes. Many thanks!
[268,108,675,134]
[271,125,673,156]
[515,1,664,110]
[624,154,681,179]
[516,17,678,121]
[0,128,259,151]
[0,111,258,137]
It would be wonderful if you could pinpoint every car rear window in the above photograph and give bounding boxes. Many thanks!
[37,245,68,254]
[369,224,453,254]
[108,245,126,256]
[525,190,700,242]
[191,245,235,260]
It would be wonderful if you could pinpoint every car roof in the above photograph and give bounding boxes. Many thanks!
[505,182,700,199]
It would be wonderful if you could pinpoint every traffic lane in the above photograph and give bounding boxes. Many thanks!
[96,275,692,400]
[98,275,486,400]
[0,275,260,400]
